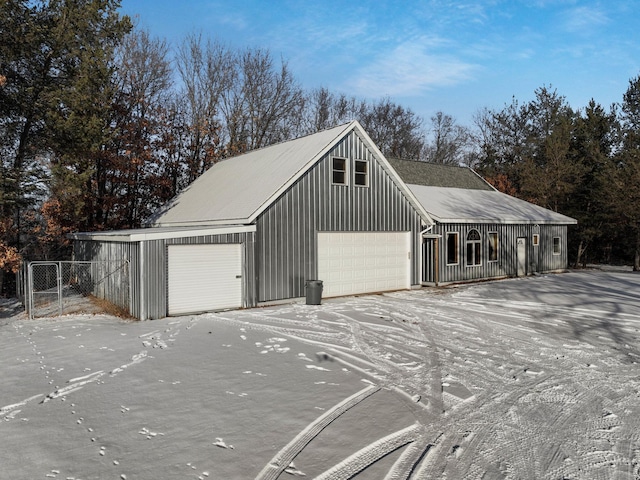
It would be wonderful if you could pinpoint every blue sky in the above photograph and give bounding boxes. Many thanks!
[120,0,640,126]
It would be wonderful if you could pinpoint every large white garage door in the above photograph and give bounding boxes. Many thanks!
[168,244,243,316]
[317,232,411,298]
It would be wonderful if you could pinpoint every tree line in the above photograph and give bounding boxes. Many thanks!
[1,0,640,294]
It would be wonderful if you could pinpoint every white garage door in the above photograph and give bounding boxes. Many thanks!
[317,232,411,298]
[168,244,242,315]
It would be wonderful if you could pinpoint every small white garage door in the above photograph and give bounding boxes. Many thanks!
[167,244,243,316]
[317,232,411,298]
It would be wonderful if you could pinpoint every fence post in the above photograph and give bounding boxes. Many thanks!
[27,262,33,320]
[57,261,63,316]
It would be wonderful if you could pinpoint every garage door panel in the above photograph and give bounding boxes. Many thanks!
[318,232,410,298]
[168,244,242,316]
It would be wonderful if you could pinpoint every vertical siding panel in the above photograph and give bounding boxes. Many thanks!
[255,130,425,303]
[75,231,257,320]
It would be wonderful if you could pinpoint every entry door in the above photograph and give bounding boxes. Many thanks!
[317,232,411,297]
[516,237,527,276]
[167,244,243,315]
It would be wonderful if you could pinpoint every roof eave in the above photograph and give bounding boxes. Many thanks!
[247,122,356,224]
[350,122,435,226]
[69,224,257,242]
[432,217,577,225]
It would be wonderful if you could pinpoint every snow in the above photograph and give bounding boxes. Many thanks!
[2,270,640,479]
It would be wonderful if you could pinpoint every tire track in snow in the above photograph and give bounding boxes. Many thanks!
[314,423,424,480]
[255,384,380,480]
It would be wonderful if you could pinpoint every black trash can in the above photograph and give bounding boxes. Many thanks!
[305,280,323,305]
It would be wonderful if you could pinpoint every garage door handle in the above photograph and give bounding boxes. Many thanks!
[236,275,242,278]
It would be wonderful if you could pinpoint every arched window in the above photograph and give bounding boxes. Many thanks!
[466,229,481,266]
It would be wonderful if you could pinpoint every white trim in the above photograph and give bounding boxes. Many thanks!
[429,216,575,225]
[247,121,435,226]
[351,122,435,226]
[465,229,482,267]
[354,158,369,187]
[247,122,354,223]
[331,155,349,186]
[69,225,256,242]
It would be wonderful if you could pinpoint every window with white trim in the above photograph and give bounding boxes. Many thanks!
[533,234,540,246]
[466,229,482,266]
[488,232,498,262]
[332,157,347,185]
[354,159,368,187]
[553,237,561,255]
[446,232,459,265]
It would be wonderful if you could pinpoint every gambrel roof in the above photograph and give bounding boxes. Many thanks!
[149,121,432,227]
[389,159,577,225]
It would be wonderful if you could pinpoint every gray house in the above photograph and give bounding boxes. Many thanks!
[72,121,431,319]
[71,121,576,319]
[388,159,577,285]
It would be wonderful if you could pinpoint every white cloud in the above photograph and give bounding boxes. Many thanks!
[345,37,477,97]
[561,5,609,33]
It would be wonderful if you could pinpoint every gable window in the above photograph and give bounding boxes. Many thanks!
[354,159,368,187]
[466,229,482,266]
[553,237,561,255]
[332,157,347,185]
[488,232,498,262]
[446,232,459,265]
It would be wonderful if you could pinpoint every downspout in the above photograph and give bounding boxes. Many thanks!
[420,224,434,236]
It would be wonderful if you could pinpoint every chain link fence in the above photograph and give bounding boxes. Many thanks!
[23,261,130,319]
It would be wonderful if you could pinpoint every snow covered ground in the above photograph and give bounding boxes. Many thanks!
[2,270,640,479]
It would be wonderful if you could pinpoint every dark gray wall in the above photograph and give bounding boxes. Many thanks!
[423,223,569,284]
[74,232,255,320]
[256,130,425,303]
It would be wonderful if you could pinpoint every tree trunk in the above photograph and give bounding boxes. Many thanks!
[574,240,586,269]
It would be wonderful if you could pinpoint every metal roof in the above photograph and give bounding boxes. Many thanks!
[387,158,495,190]
[406,184,577,225]
[149,121,433,227]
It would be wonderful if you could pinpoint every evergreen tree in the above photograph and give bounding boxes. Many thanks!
[612,75,640,269]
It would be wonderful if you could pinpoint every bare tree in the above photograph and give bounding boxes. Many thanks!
[359,98,425,160]
[301,87,367,133]
[423,112,472,165]
[175,35,230,178]
[231,49,305,151]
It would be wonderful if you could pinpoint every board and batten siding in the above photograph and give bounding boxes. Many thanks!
[255,130,424,303]
[74,232,255,320]
[425,223,568,284]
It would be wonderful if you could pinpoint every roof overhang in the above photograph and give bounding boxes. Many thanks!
[69,224,257,243]
[430,217,578,225]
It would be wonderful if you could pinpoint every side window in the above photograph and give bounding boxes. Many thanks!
[553,237,561,255]
[354,159,368,187]
[466,229,481,266]
[332,157,347,185]
[446,232,459,265]
[533,234,540,246]
[488,232,498,262]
